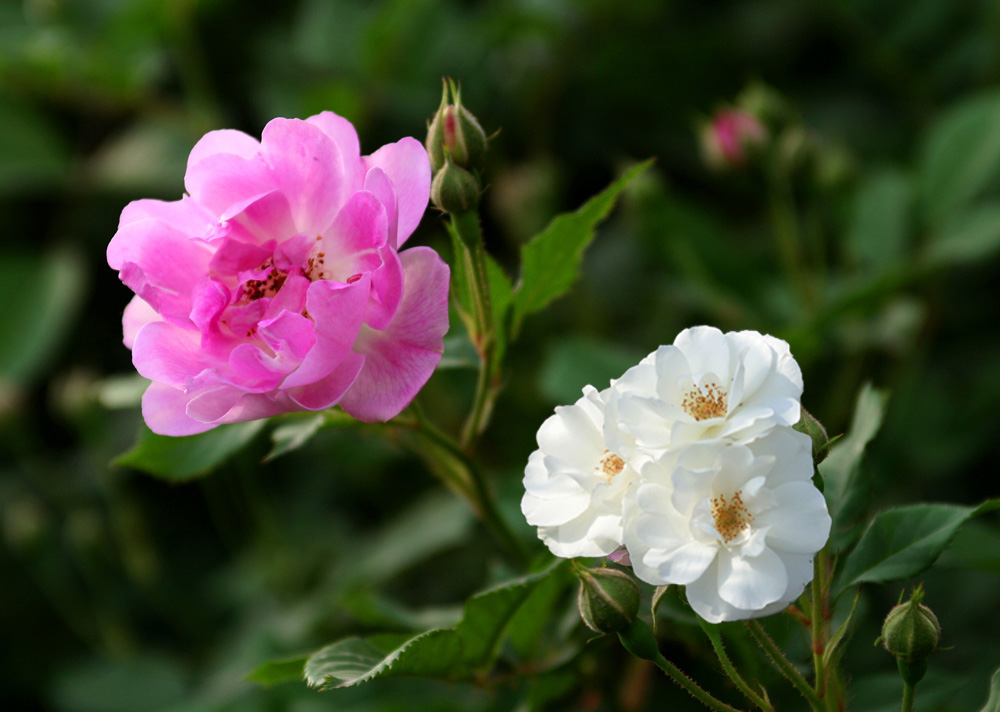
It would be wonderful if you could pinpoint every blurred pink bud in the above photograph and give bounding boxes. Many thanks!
[701,109,768,170]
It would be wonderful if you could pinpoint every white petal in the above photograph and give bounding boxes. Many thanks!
[717,547,788,611]
[759,482,831,554]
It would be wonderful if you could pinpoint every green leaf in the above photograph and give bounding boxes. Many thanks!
[847,168,912,272]
[651,585,671,635]
[264,414,327,462]
[333,493,474,588]
[918,89,1000,225]
[819,383,888,548]
[0,247,87,385]
[506,559,574,659]
[485,252,514,369]
[305,560,566,688]
[114,420,266,481]
[837,499,1000,591]
[511,160,652,335]
[245,656,308,687]
[979,666,1000,712]
[923,201,1000,267]
[538,336,645,406]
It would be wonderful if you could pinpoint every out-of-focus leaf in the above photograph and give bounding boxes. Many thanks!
[819,383,888,548]
[923,202,1000,266]
[918,90,1000,225]
[837,499,1000,591]
[539,335,645,406]
[511,160,652,335]
[850,671,964,712]
[506,558,573,659]
[334,493,474,588]
[114,421,266,481]
[88,116,194,192]
[0,98,71,193]
[980,666,1000,712]
[49,654,187,712]
[306,560,566,688]
[245,656,308,687]
[265,414,327,462]
[847,167,912,271]
[0,247,86,384]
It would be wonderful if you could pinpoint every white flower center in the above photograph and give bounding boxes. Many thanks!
[710,490,752,542]
[595,450,625,484]
[681,380,728,421]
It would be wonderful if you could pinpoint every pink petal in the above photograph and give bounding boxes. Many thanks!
[118,195,212,233]
[339,246,450,421]
[288,351,365,410]
[184,384,292,425]
[141,381,216,436]
[307,112,363,185]
[259,118,345,236]
[208,237,275,276]
[228,343,295,390]
[122,296,161,350]
[187,128,260,171]
[225,190,299,246]
[131,321,210,387]
[258,310,316,361]
[365,245,403,331]
[364,167,399,249]
[185,153,275,218]
[320,190,389,280]
[363,137,430,246]
[279,275,371,388]
[110,219,214,325]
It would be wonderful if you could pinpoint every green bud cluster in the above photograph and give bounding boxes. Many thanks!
[425,79,487,214]
[878,586,942,686]
[426,78,488,174]
[575,564,640,635]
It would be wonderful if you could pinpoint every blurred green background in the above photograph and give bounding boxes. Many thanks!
[3,0,1000,710]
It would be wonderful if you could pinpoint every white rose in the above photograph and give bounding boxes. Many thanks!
[623,427,830,623]
[521,385,636,558]
[605,325,803,463]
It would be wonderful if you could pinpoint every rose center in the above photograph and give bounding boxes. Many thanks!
[681,380,728,421]
[242,258,287,301]
[595,450,625,484]
[710,491,752,542]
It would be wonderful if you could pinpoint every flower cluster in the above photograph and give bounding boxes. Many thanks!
[108,112,450,436]
[521,326,831,623]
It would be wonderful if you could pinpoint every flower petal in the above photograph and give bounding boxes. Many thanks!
[260,118,345,236]
[141,381,217,436]
[338,246,449,421]
[187,128,261,171]
[363,137,430,246]
[279,275,370,388]
[716,546,788,611]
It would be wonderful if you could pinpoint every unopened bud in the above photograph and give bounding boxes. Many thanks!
[426,78,488,173]
[879,587,942,686]
[701,108,768,171]
[430,155,480,214]
[576,564,640,635]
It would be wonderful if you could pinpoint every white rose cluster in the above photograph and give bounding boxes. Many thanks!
[521,326,831,623]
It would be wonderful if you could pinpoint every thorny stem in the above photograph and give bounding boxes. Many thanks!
[619,620,743,712]
[746,621,823,710]
[699,620,774,711]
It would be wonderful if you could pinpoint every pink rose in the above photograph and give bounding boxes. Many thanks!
[108,112,450,435]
